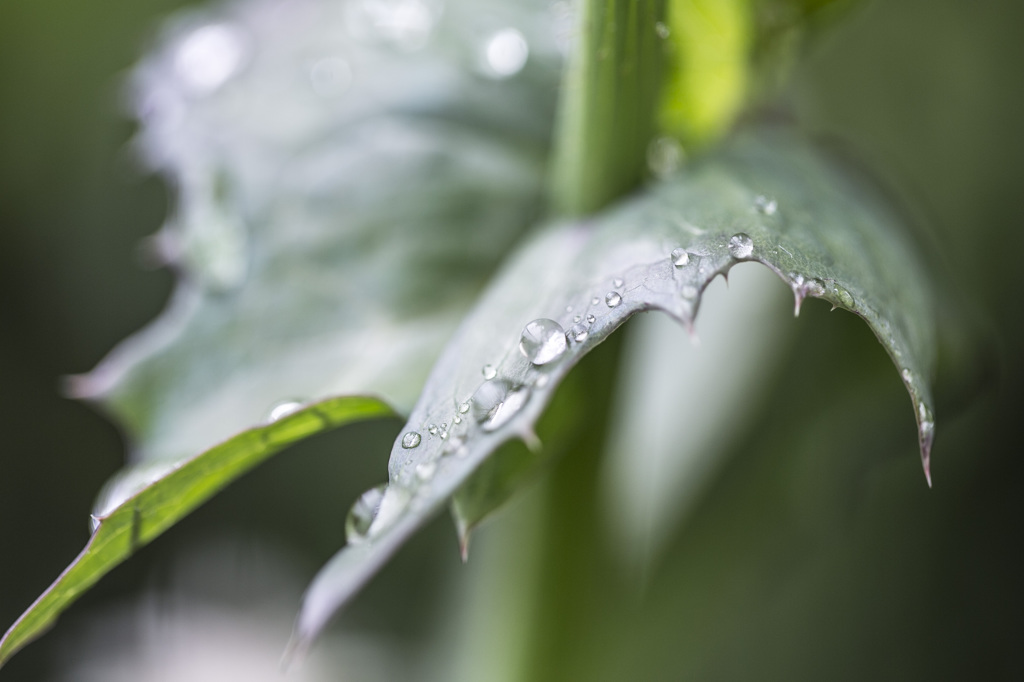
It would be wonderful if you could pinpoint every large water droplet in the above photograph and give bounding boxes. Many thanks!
[519,319,568,365]
[472,380,531,432]
[482,28,529,79]
[345,484,387,544]
[670,247,690,267]
[754,195,778,215]
[266,400,303,423]
[728,233,754,259]
[401,431,421,448]
[605,292,622,308]
[482,364,497,380]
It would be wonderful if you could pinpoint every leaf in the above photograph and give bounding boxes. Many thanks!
[1,0,563,668]
[293,127,936,651]
[70,0,563,464]
[0,396,393,668]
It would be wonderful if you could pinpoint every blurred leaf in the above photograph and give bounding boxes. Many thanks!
[70,0,562,464]
[0,396,393,668]
[293,127,936,651]
[660,0,753,146]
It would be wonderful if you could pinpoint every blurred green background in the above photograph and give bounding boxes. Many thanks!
[1,0,1022,679]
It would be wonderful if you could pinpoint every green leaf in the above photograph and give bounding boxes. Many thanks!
[0,396,393,668]
[69,0,562,464]
[1,0,563,668]
[293,127,936,651]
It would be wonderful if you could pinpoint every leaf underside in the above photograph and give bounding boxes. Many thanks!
[294,127,936,651]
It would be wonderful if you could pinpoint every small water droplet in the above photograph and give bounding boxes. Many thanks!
[754,195,778,216]
[681,285,698,299]
[901,368,914,383]
[605,292,621,308]
[266,400,303,423]
[472,380,531,432]
[445,435,468,457]
[459,401,471,414]
[566,305,574,313]
[345,484,387,544]
[482,364,497,380]
[671,247,690,267]
[401,431,422,448]
[440,429,448,439]
[482,27,529,79]
[613,277,624,288]
[646,136,684,178]
[174,23,246,95]
[453,414,462,424]
[591,296,600,306]
[568,323,589,343]
[833,284,855,308]
[415,461,437,480]
[586,314,596,324]
[573,314,582,323]
[728,233,754,259]
[534,374,549,388]
[428,424,438,436]
[519,319,568,365]
[655,21,670,39]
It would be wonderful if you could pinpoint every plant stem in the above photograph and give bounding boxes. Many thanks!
[550,0,667,217]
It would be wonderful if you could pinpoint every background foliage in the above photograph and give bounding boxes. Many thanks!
[1,0,1022,679]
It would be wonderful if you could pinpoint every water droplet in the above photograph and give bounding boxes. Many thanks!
[591,296,600,306]
[402,431,422,448]
[309,57,353,98]
[445,435,468,457]
[671,247,690,267]
[728,233,754,259]
[416,461,437,480]
[472,380,531,432]
[573,314,582,323]
[568,323,589,343]
[655,21,670,39]
[482,364,497,380]
[605,292,622,308]
[681,285,698,298]
[453,414,462,424]
[459,401,471,414]
[519,319,568,365]
[174,23,246,94]
[646,136,684,178]
[613,277,624,288]
[428,424,438,435]
[266,400,302,423]
[482,28,529,79]
[586,314,596,324]
[901,368,914,383]
[566,305,574,313]
[807,278,826,296]
[833,284,856,308]
[345,484,387,544]
[754,195,778,215]
[534,374,550,388]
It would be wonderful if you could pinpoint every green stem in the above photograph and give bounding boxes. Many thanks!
[551,0,668,217]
